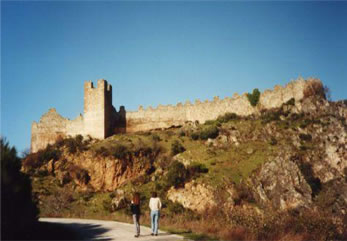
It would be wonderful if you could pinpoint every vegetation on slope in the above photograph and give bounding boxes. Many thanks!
[23,97,347,240]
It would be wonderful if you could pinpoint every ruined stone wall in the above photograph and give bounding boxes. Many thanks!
[126,78,320,132]
[31,79,115,152]
[31,108,68,153]
[31,108,87,153]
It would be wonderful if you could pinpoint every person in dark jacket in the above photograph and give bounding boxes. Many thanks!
[130,192,141,237]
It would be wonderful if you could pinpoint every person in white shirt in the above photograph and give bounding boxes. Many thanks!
[149,192,162,236]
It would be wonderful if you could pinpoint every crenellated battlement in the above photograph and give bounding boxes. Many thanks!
[31,77,324,152]
[128,77,315,114]
[125,77,322,132]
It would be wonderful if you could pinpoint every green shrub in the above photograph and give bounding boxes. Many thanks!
[204,120,220,126]
[199,125,219,140]
[56,135,87,154]
[191,125,219,141]
[166,161,188,188]
[188,163,209,177]
[260,110,281,124]
[110,144,129,159]
[247,88,261,107]
[217,112,239,123]
[171,140,185,155]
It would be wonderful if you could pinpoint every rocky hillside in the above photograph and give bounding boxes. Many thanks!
[23,94,347,240]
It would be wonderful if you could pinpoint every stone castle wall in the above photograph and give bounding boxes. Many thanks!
[126,78,315,132]
[31,79,115,153]
[31,77,323,153]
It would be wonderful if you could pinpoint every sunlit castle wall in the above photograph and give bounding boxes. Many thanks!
[31,77,323,153]
[126,78,322,132]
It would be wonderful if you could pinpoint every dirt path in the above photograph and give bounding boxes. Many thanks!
[40,218,186,241]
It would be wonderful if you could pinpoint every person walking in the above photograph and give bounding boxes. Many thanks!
[130,192,141,238]
[149,192,162,236]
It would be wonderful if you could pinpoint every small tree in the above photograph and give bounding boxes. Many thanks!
[247,88,261,107]
[171,140,185,155]
[1,138,39,240]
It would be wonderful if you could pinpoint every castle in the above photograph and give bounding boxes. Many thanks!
[31,77,323,153]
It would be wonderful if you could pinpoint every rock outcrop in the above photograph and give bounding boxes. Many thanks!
[167,181,217,213]
[250,155,312,210]
[27,149,155,192]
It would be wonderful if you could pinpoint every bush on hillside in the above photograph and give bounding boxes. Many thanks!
[110,144,129,159]
[188,163,209,177]
[260,109,282,124]
[191,125,220,141]
[247,88,261,107]
[23,144,62,171]
[56,135,87,154]
[171,140,186,155]
[199,125,219,140]
[204,113,239,126]
[204,120,221,126]
[166,161,188,188]
[217,112,239,123]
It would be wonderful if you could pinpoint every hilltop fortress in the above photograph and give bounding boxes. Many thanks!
[31,78,324,153]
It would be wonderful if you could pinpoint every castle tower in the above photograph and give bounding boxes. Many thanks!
[84,79,113,139]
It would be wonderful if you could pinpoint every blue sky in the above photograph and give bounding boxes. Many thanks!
[1,1,347,153]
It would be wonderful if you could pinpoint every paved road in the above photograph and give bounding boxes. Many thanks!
[40,218,186,241]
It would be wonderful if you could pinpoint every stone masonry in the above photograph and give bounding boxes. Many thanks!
[31,77,324,153]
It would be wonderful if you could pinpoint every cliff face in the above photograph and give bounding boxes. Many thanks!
[27,149,155,192]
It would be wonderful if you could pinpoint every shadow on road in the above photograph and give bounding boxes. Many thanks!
[66,222,112,240]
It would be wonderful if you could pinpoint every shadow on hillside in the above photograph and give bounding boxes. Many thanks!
[25,221,112,240]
